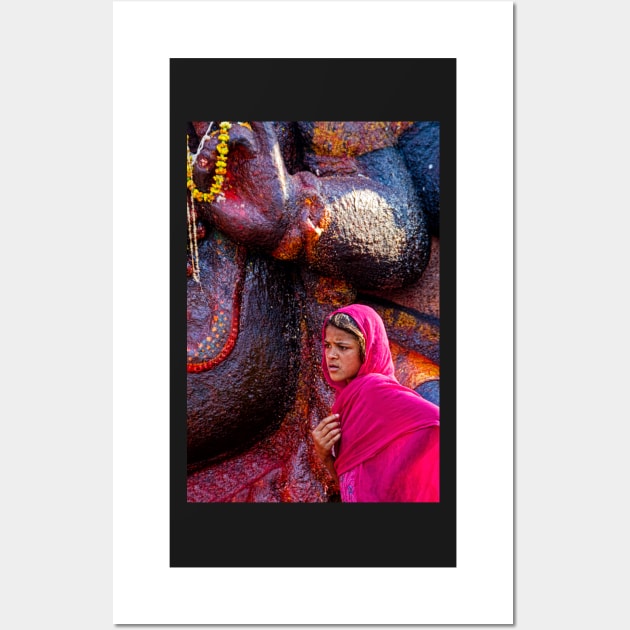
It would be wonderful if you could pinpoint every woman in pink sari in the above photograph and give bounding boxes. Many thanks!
[312,304,440,502]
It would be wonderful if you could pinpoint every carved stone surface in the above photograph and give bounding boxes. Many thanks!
[186,121,441,502]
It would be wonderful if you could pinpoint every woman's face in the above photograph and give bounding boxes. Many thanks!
[324,325,363,384]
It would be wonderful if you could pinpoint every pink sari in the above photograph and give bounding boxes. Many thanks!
[322,304,440,502]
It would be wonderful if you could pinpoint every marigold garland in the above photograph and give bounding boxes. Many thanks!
[187,121,232,203]
[186,121,250,283]
[186,122,232,283]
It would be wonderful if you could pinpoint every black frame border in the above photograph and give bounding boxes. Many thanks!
[170,58,456,567]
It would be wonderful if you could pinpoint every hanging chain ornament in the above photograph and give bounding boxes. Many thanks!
[187,193,201,283]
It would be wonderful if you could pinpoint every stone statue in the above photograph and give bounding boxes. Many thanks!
[186,121,440,502]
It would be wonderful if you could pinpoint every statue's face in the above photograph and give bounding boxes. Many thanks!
[190,122,293,251]
[186,122,303,465]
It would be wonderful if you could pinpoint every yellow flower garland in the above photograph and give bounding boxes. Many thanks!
[187,122,231,283]
[187,121,232,203]
[186,121,250,283]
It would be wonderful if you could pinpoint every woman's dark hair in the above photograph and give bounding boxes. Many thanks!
[326,312,366,362]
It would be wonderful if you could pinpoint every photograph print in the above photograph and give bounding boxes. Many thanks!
[171,58,456,567]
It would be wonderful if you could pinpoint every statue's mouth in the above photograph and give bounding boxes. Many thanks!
[186,228,246,373]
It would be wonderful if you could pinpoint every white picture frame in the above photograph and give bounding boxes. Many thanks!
[113,1,513,623]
